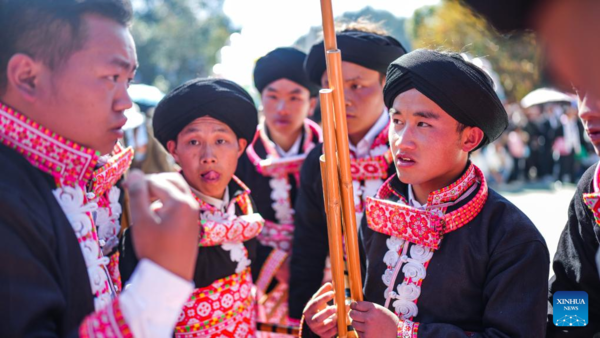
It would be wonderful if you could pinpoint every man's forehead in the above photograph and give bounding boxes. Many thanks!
[184,116,234,132]
[266,79,307,94]
[79,15,137,68]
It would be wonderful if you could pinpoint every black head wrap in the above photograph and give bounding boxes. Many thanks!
[254,47,319,97]
[460,0,542,32]
[304,30,407,85]
[153,78,258,149]
[383,49,508,148]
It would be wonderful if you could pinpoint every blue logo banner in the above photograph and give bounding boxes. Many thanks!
[553,291,588,327]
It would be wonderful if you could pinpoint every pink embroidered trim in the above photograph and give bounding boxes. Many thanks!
[584,164,600,227]
[255,249,288,293]
[427,164,478,206]
[91,146,134,198]
[0,103,99,186]
[198,213,264,247]
[194,176,264,247]
[79,299,133,338]
[397,320,419,338]
[107,252,122,293]
[366,164,488,250]
[367,200,444,249]
[583,192,600,227]
[258,220,294,252]
[246,119,322,177]
[350,149,394,181]
[175,269,255,337]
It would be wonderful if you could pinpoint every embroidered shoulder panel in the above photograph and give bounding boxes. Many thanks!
[0,103,99,186]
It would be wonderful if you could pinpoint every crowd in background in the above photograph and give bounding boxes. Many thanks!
[473,99,595,188]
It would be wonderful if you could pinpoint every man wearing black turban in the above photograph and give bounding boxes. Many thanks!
[289,24,407,322]
[235,47,322,331]
[121,78,267,337]
[302,50,549,338]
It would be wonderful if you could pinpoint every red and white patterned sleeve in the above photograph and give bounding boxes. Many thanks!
[80,259,194,338]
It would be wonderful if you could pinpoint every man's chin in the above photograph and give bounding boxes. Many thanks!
[95,140,119,156]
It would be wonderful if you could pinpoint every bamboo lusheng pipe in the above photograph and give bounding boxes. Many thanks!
[319,89,349,338]
[319,0,364,302]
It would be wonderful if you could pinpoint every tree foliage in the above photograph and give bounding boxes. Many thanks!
[131,0,235,91]
[408,0,542,102]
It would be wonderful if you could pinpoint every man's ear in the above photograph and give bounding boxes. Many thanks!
[5,54,44,102]
[308,97,317,117]
[461,126,485,153]
[166,140,179,163]
[237,138,248,158]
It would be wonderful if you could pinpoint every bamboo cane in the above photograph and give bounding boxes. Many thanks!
[319,89,348,338]
[319,0,363,303]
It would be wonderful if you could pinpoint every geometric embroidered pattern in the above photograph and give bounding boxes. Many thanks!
[397,319,419,338]
[0,103,99,186]
[366,164,488,250]
[583,164,600,227]
[79,299,133,338]
[195,177,264,248]
[175,269,255,338]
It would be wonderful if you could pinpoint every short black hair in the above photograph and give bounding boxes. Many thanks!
[0,0,133,91]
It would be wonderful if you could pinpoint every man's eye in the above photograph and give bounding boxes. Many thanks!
[189,140,199,145]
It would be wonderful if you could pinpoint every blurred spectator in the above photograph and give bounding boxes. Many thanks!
[122,105,174,174]
[553,104,585,183]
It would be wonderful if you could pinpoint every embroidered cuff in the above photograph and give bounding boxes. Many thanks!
[397,319,419,338]
[79,299,133,338]
[119,259,194,338]
[255,249,288,293]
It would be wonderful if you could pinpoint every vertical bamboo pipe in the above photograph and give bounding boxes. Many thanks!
[319,89,348,338]
[325,50,363,302]
[319,0,364,302]
[320,0,336,50]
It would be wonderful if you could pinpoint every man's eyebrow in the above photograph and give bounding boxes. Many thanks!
[413,111,440,120]
[181,127,200,135]
[109,57,137,72]
[389,108,440,120]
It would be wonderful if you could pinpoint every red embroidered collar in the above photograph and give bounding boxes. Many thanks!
[583,163,600,227]
[246,119,322,177]
[366,163,488,249]
[0,102,99,186]
[0,102,133,191]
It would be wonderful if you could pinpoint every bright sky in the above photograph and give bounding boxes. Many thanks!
[217,0,440,94]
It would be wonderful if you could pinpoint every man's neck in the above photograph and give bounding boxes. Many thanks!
[270,126,302,153]
[411,162,469,205]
